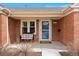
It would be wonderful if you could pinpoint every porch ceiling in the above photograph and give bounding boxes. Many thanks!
[9,6,75,19]
[9,7,65,19]
[9,7,64,12]
[10,12,63,19]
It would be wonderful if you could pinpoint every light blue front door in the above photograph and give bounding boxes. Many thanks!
[39,20,52,41]
[42,21,49,40]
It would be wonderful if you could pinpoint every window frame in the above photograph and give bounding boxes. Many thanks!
[21,20,36,35]
[30,21,35,34]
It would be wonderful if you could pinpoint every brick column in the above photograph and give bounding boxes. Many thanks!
[15,20,20,43]
[0,14,10,47]
[0,15,2,46]
[73,12,79,49]
[34,19,39,42]
[36,19,39,41]
[72,12,79,55]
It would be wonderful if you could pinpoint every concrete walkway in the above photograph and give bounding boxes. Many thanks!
[32,41,70,56]
[32,48,61,56]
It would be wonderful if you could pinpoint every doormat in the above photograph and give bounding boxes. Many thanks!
[40,41,51,44]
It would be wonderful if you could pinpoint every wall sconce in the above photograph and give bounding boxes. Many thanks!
[53,22,57,24]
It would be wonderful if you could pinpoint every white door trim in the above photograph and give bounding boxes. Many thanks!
[39,19,52,41]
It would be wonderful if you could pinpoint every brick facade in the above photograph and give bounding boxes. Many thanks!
[8,18,20,43]
[8,18,39,43]
[52,20,59,41]
[15,20,20,42]
[1,10,79,50]
[58,13,74,48]
[8,18,16,43]
[73,12,79,49]
[0,15,2,46]
[35,19,39,41]
[0,14,9,47]
[57,12,79,49]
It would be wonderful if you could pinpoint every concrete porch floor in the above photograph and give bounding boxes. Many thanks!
[30,41,70,56]
[1,41,70,56]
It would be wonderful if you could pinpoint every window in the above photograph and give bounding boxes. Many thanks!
[22,22,27,34]
[30,21,35,33]
[21,20,36,34]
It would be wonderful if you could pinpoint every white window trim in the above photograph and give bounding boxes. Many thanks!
[20,20,36,35]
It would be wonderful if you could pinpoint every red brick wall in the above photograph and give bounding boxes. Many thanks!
[15,20,20,42]
[58,13,74,48]
[8,18,16,43]
[35,20,39,41]
[1,12,79,49]
[73,12,79,49]
[0,15,2,46]
[52,12,79,49]
[52,20,59,41]
[8,18,40,42]
[8,18,20,43]
[0,14,9,46]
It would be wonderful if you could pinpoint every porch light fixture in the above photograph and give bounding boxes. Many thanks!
[53,22,57,24]
[51,19,58,24]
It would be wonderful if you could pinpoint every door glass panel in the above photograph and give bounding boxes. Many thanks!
[42,21,49,39]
